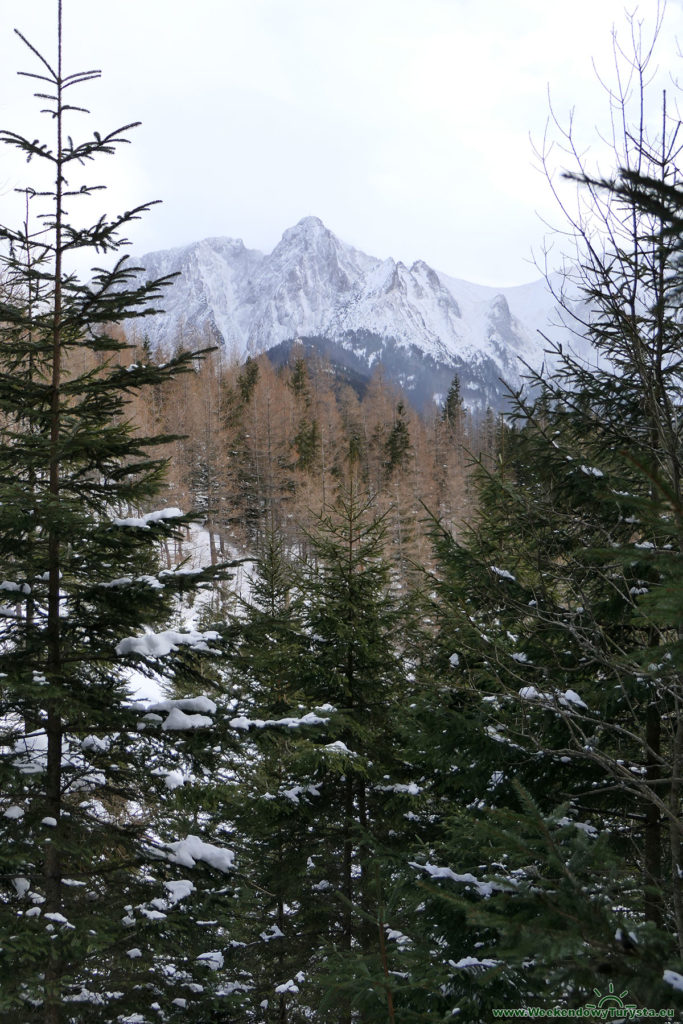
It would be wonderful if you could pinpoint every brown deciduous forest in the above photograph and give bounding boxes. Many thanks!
[117,333,500,576]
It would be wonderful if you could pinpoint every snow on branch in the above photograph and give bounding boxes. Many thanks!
[490,565,516,582]
[138,696,218,732]
[518,686,589,710]
[228,710,330,731]
[111,506,185,529]
[165,835,235,873]
[116,628,221,658]
[409,860,497,898]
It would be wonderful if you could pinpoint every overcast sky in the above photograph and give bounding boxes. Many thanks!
[0,0,681,286]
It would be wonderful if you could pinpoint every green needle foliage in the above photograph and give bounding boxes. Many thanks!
[401,18,683,1016]
[214,532,323,1022]
[0,5,234,1021]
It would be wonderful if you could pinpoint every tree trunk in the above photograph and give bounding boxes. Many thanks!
[44,7,65,1018]
[644,703,662,926]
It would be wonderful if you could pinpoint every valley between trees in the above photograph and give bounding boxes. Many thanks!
[1,3,683,1022]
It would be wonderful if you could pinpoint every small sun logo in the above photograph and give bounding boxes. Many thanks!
[584,981,637,1014]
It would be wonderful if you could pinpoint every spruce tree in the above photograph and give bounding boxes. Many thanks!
[402,14,683,1015]
[0,6,235,1020]
[211,480,422,1021]
[294,480,422,1020]
[442,373,464,435]
[384,401,411,475]
[213,532,327,1023]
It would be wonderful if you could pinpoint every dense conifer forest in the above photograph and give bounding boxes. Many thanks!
[1,3,683,1022]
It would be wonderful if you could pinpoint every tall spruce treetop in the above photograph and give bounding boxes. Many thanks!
[441,373,464,435]
[0,5,236,1021]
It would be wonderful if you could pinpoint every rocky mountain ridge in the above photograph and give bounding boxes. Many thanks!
[124,216,583,410]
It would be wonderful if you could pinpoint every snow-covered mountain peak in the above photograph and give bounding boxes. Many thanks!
[411,259,442,288]
[123,219,575,409]
[489,294,511,322]
[272,216,348,269]
[280,215,330,240]
[199,235,247,251]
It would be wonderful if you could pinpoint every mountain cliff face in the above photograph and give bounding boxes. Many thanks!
[125,216,579,410]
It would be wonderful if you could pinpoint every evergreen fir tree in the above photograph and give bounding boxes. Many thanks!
[399,16,683,1015]
[294,482,422,1020]
[384,401,411,475]
[213,532,327,1022]
[211,481,422,1021]
[442,373,464,435]
[0,6,236,1020]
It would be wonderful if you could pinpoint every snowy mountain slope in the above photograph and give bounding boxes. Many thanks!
[123,216,581,409]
